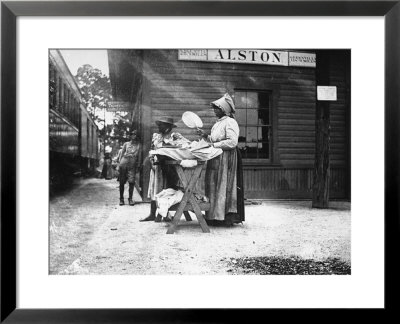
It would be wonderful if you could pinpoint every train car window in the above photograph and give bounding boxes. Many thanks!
[49,63,56,110]
[54,71,58,110]
[71,98,74,125]
[65,89,69,119]
[76,100,79,126]
[91,125,94,156]
[52,70,57,109]
[87,118,90,154]
[63,84,68,116]
[73,99,78,126]
[60,82,63,114]
[78,103,81,131]
[69,91,72,120]
[72,95,75,123]
[58,78,62,113]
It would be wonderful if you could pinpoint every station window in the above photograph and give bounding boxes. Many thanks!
[234,90,272,160]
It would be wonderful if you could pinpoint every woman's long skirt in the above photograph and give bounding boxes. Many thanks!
[147,165,164,200]
[147,157,179,200]
[102,158,113,180]
[205,148,244,223]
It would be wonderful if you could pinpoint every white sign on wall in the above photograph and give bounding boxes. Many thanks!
[289,52,316,67]
[178,49,316,68]
[106,101,131,112]
[317,86,337,101]
[178,49,208,61]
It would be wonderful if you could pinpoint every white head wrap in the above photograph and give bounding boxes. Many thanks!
[211,93,235,116]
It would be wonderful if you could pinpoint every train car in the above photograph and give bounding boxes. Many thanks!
[49,49,99,191]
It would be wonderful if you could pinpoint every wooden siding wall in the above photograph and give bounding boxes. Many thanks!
[179,166,347,199]
[242,167,348,199]
[141,50,350,199]
[329,52,350,169]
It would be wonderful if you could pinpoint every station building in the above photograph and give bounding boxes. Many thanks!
[107,49,350,200]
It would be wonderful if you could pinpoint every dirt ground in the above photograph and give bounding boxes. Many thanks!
[49,178,351,275]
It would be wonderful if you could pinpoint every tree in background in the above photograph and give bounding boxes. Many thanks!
[75,64,111,128]
[75,64,132,155]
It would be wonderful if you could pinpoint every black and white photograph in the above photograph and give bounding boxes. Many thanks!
[49,48,351,275]
[3,1,396,318]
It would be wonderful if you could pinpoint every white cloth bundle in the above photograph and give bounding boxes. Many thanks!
[155,189,184,217]
[190,146,223,161]
[180,159,198,168]
[150,139,222,161]
[149,148,193,160]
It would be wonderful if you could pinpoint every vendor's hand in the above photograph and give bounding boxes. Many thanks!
[171,133,182,141]
[196,128,208,139]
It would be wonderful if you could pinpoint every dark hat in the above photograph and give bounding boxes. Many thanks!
[155,117,177,128]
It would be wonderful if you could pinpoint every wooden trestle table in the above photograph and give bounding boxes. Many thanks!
[162,160,210,234]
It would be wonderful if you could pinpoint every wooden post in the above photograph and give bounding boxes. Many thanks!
[312,51,331,208]
[140,52,152,202]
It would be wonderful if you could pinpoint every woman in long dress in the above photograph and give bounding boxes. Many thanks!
[102,152,113,180]
[198,93,245,226]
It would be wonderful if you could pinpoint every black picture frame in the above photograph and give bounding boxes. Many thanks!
[1,0,399,322]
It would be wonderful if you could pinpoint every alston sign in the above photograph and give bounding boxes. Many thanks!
[178,49,316,68]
